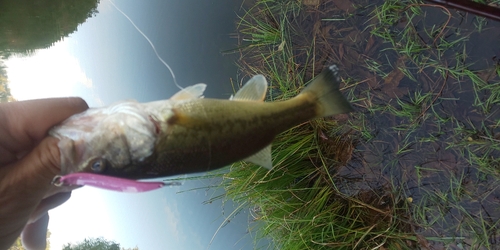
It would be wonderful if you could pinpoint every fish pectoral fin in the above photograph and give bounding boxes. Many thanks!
[244,144,273,170]
[230,75,268,102]
[170,84,207,101]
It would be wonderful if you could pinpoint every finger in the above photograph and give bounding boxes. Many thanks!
[29,192,72,224]
[21,212,49,250]
[0,97,88,153]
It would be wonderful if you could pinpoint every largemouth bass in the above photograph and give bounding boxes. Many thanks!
[50,65,353,179]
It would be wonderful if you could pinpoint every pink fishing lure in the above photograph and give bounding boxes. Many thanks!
[52,173,172,193]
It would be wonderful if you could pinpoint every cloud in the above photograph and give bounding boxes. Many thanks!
[160,196,206,249]
[162,198,184,243]
[4,38,103,106]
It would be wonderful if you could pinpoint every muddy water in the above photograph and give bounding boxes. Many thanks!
[343,2,499,248]
[238,0,500,248]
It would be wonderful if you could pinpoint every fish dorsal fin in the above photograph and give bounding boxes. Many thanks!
[230,75,268,101]
[245,144,273,170]
[170,84,206,101]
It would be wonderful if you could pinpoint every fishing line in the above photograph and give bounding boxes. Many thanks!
[108,0,183,90]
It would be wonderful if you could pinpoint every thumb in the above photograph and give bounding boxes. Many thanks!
[22,136,61,188]
[0,137,62,249]
[14,136,62,194]
[7,136,62,216]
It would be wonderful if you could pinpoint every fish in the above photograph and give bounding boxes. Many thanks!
[49,65,353,179]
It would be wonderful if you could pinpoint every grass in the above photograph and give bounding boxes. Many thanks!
[203,0,500,249]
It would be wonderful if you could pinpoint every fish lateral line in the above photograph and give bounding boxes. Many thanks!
[50,65,354,179]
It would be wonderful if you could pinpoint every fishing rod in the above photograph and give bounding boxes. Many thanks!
[426,0,500,22]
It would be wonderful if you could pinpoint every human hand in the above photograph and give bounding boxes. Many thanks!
[0,98,88,250]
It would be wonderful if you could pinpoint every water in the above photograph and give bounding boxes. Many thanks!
[3,0,500,249]
[1,0,270,249]
[236,0,500,248]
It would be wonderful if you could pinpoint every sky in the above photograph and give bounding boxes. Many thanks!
[4,0,268,249]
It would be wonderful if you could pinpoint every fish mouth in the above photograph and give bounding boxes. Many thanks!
[51,101,160,177]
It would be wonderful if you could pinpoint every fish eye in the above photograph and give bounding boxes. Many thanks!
[89,158,108,173]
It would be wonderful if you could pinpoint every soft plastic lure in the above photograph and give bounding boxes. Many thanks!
[51,173,178,193]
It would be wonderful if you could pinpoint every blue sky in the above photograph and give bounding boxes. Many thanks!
[5,0,268,249]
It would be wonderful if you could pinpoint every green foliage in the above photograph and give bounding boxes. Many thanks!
[0,60,14,102]
[212,0,500,249]
[62,237,138,250]
[0,0,100,57]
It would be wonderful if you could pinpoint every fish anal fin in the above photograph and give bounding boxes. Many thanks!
[170,84,206,101]
[230,75,268,102]
[244,144,273,170]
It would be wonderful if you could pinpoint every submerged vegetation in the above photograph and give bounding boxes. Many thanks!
[208,0,500,249]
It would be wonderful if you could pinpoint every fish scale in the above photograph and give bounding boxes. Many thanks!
[50,65,353,179]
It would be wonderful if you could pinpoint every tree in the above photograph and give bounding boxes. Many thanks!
[63,237,119,250]
[0,0,100,57]
[62,237,139,250]
[0,59,15,103]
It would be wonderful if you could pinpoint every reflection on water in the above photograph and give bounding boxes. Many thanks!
[0,0,100,103]
[231,0,500,248]
[0,0,99,56]
[3,0,500,249]
[0,0,263,250]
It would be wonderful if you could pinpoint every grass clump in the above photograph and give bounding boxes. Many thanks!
[209,0,500,249]
[221,123,416,249]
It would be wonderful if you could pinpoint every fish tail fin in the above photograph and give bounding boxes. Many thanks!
[300,65,353,117]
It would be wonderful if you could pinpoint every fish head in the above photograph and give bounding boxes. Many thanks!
[50,101,160,177]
